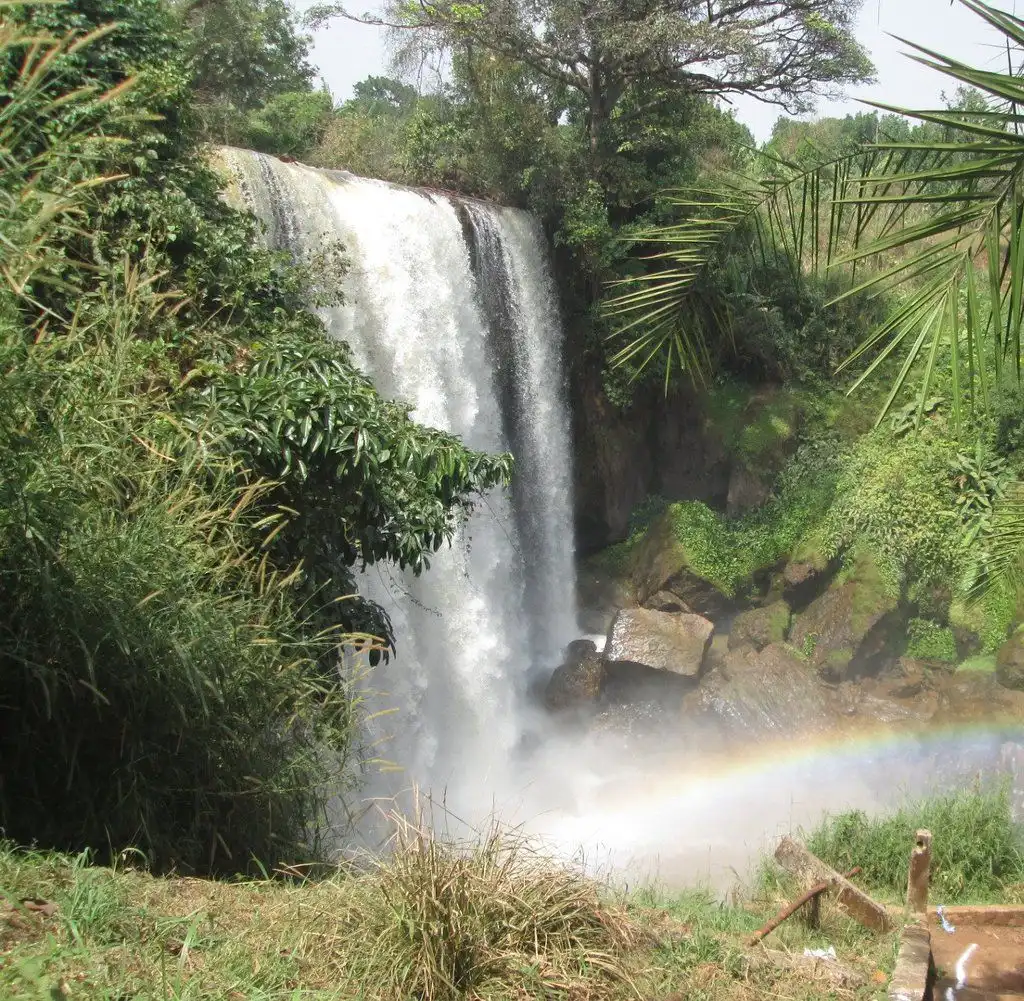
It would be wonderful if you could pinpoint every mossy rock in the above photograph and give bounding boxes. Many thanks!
[788,554,898,681]
[995,626,1024,691]
[630,511,733,618]
[728,601,791,652]
[957,654,997,674]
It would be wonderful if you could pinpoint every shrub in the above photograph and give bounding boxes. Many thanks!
[906,618,958,662]
[807,785,1024,901]
[821,427,960,595]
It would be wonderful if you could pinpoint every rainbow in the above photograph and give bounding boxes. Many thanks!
[517,719,1024,889]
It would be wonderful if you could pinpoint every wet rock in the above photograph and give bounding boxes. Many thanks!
[788,556,898,681]
[934,670,1024,723]
[840,670,939,726]
[545,640,606,711]
[996,628,1024,691]
[729,464,770,519]
[696,642,834,736]
[605,608,714,679]
[576,566,635,635]
[728,600,791,652]
[644,590,692,614]
[726,464,770,516]
[772,554,840,611]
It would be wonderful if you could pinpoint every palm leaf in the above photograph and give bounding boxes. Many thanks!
[606,0,1024,418]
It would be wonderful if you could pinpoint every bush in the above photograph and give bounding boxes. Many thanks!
[906,618,958,662]
[822,427,961,595]
[807,785,1024,901]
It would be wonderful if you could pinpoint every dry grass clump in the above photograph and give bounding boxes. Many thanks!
[0,817,645,1001]
[318,812,642,1001]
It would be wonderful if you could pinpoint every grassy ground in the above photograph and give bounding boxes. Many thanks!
[1,789,1020,1001]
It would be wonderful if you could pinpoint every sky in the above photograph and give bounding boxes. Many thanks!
[297,0,1019,144]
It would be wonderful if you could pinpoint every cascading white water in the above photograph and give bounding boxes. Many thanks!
[220,148,578,818]
[220,147,1024,889]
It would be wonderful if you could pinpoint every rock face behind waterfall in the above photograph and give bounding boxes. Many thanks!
[605,608,713,678]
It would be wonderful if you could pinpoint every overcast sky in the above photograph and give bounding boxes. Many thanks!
[297,0,1019,144]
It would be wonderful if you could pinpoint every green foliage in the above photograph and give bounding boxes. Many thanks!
[0,288,355,872]
[0,0,515,872]
[906,618,958,662]
[179,0,316,146]
[821,427,961,595]
[807,785,1024,902]
[197,331,512,654]
[243,87,334,158]
[958,653,997,672]
[950,441,1010,545]
[664,437,841,594]
[950,580,1018,653]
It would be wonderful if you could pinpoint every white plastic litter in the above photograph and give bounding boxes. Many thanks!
[803,946,837,961]
[937,905,956,933]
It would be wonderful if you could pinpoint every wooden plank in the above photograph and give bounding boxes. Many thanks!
[774,836,893,933]
[906,829,931,917]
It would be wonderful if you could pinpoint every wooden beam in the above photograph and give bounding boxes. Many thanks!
[774,837,893,933]
[906,829,931,918]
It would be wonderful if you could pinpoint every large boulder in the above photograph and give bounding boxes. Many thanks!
[695,642,835,736]
[544,640,606,711]
[629,512,733,618]
[788,556,898,681]
[605,608,714,679]
[728,601,791,652]
[996,627,1024,691]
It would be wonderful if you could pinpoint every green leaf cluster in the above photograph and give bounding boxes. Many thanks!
[906,618,958,663]
[0,0,513,871]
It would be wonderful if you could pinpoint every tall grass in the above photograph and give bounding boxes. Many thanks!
[0,11,359,873]
[806,784,1024,902]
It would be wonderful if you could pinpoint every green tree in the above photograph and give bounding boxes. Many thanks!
[311,0,872,162]
[176,0,315,110]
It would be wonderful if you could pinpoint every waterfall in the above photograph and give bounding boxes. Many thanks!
[219,149,578,817]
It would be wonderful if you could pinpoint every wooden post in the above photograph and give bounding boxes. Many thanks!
[906,829,931,919]
[775,837,893,932]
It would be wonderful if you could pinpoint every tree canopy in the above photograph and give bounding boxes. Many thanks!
[310,0,872,157]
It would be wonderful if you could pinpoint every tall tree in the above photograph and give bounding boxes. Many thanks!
[175,0,315,111]
[309,0,873,159]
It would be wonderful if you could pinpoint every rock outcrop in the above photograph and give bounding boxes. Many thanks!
[996,627,1024,691]
[544,639,606,711]
[605,607,714,679]
[695,642,834,735]
[728,600,791,651]
[629,512,733,618]
[788,556,899,681]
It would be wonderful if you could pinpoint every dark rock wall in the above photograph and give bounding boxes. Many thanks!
[569,355,730,553]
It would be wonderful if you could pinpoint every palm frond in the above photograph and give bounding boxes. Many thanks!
[606,0,1024,418]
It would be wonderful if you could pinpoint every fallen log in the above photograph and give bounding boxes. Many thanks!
[749,867,861,945]
[775,837,893,933]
